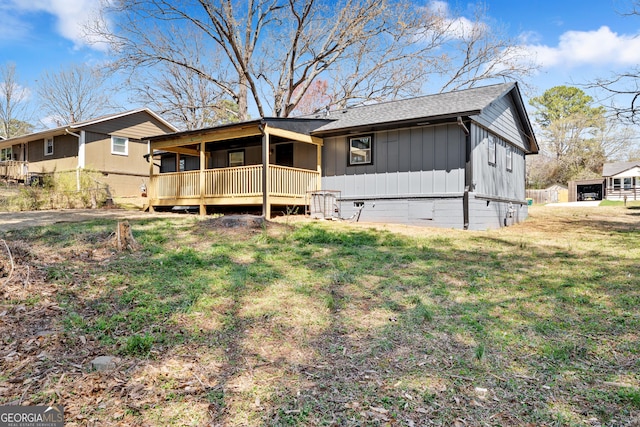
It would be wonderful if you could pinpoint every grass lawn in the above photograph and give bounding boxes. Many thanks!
[0,206,639,426]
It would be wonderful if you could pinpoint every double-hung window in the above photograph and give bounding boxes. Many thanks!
[349,135,373,166]
[111,136,128,156]
[506,145,513,171]
[45,137,54,156]
[488,136,496,165]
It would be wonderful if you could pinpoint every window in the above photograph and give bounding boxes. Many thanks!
[506,145,513,171]
[111,136,128,156]
[488,136,496,165]
[45,137,54,156]
[228,150,245,167]
[613,178,621,190]
[624,177,632,190]
[0,147,12,161]
[349,135,373,166]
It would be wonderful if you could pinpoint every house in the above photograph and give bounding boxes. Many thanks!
[0,109,178,196]
[602,161,640,201]
[145,82,538,229]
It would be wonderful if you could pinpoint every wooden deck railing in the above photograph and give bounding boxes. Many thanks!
[0,161,28,181]
[150,165,320,201]
[605,186,639,200]
[152,170,200,198]
[269,165,319,197]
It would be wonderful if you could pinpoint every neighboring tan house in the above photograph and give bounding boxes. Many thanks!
[603,161,640,201]
[0,109,178,196]
[145,82,538,230]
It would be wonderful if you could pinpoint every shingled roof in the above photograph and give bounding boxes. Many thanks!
[310,82,519,133]
[602,161,640,177]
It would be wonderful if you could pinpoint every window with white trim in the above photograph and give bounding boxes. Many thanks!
[613,178,621,190]
[0,147,12,161]
[111,136,128,156]
[44,137,54,156]
[349,135,373,166]
[506,145,513,171]
[488,136,496,165]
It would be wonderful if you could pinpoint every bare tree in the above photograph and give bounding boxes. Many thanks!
[434,5,537,93]
[587,1,640,123]
[89,0,538,119]
[0,63,33,138]
[129,31,239,129]
[37,63,115,125]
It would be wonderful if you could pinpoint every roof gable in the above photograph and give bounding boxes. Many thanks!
[602,161,640,177]
[0,109,178,147]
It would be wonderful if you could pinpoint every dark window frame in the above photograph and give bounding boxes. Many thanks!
[228,149,245,167]
[348,134,374,166]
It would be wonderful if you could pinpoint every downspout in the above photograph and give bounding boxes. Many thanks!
[458,117,471,230]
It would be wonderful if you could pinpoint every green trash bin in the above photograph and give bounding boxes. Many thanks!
[526,198,533,206]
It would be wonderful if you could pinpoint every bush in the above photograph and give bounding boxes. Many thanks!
[2,169,110,211]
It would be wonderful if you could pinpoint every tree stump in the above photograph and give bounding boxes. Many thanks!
[115,221,139,252]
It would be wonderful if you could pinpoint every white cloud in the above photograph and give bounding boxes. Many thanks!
[523,26,640,69]
[3,0,108,50]
[426,0,483,40]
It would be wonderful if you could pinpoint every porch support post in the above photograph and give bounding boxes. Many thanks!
[316,143,322,191]
[262,125,271,218]
[148,142,155,213]
[199,142,206,216]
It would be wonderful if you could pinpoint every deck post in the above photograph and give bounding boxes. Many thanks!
[316,143,322,191]
[148,143,155,213]
[199,142,206,216]
[262,126,271,218]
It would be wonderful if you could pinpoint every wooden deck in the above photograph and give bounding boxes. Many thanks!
[0,161,28,181]
[148,164,320,209]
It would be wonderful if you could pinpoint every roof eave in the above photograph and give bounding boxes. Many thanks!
[311,110,482,137]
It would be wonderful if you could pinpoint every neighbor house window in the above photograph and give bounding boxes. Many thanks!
[613,178,621,190]
[0,147,12,161]
[45,138,54,156]
[488,136,496,165]
[228,150,245,167]
[111,136,128,155]
[349,135,373,165]
[624,177,632,190]
[506,145,513,171]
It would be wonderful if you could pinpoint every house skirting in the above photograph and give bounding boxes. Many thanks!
[334,194,528,230]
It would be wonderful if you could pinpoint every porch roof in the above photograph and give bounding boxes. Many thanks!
[146,118,330,148]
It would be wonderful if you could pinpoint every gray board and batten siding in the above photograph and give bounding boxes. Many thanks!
[314,82,537,230]
[322,123,467,228]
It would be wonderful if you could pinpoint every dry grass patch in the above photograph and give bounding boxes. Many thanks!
[0,206,639,425]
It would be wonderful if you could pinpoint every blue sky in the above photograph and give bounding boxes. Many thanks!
[1,0,639,126]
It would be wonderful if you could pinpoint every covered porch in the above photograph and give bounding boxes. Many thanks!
[147,119,327,217]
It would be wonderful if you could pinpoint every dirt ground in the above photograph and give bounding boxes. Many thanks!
[0,209,177,232]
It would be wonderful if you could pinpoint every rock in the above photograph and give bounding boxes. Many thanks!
[91,356,118,372]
